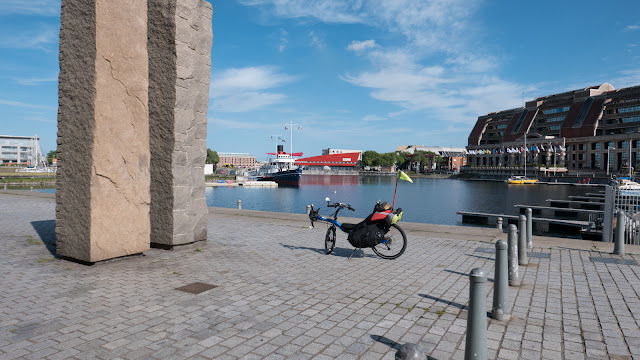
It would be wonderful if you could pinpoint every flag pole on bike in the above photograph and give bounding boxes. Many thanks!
[393,170,413,209]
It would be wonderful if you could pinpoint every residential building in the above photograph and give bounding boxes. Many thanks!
[218,152,258,169]
[395,145,467,172]
[466,83,640,175]
[0,135,44,166]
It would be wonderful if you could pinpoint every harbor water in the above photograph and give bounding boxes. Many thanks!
[206,175,594,227]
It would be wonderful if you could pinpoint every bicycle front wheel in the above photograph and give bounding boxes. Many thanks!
[325,226,336,254]
[372,224,407,259]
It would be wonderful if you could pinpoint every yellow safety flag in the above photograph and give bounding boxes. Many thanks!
[397,170,413,183]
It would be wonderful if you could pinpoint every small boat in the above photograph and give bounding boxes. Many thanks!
[506,176,538,184]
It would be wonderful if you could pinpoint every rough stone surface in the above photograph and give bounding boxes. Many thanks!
[149,0,212,247]
[57,0,150,262]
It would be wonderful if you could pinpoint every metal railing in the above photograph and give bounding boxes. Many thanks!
[603,186,640,244]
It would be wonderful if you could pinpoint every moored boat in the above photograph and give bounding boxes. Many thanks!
[257,145,303,186]
[506,176,538,184]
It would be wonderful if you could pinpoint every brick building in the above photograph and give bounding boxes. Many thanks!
[466,83,640,175]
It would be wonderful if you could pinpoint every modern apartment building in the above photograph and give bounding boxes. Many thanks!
[466,83,640,174]
[0,135,44,166]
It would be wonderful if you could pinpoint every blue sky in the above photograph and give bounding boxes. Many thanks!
[1,0,639,161]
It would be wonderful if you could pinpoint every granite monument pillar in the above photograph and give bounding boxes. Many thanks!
[148,0,212,248]
[56,0,151,262]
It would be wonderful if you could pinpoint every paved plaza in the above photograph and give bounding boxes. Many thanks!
[2,191,640,359]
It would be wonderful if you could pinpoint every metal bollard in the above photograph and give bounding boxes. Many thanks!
[492,240,510,320]
[518,215,528,265]
[237,200,242,209]
[30,187,33,192]
[508,224,520,286]
[526,208,533,249]
[465,268,487,360]
[496,217,503,230]
[395,343,425,360]
[306,205,311,215]
[614,210,625,255]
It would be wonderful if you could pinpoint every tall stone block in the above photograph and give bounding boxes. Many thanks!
[148,0,212,247]
[56,0,151,263]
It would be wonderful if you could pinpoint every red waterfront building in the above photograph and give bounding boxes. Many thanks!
[295,152,360,170]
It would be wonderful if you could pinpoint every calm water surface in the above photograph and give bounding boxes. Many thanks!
[206,175,594,226]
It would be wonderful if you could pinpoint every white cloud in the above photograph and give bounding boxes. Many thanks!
[309,31,325,49]
[241,0,478,53]
[342,57,523,123]
[14,76,58,86]
[626,25,640,31]
[612,68,640,89]
[214,92,287,113]
[0,99,55,110]
[361,114,386,122]
[0,0,60,16]
[279,29,288,52]
[209,117,276,130]
[0,26,58,52]
[211,66,297,112]
[347,40,377,52]
[239,0,364,24]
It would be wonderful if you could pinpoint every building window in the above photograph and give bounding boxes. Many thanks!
[592,143,601,150]
[547,116,565,123]
[619,105,640,113]
[620,141,629,149]
[496,124,507,129]
[543,106,571,115]
[622,116,640,123]
[549,125,561,131]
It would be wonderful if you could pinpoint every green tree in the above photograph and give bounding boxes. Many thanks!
[206,149,219,167]
[378,152,397,167]
[46,150,57,165]
[361,150,380,167]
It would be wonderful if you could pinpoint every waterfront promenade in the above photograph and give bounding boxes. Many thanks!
[2,190,640,359]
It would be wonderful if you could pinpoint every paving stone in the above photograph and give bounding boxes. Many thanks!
[4,193,640,359]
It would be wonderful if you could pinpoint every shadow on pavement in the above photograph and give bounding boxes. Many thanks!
[418,293,467,310]
[31,220,57,256]
[444,269,494,282]
[279,243,378,258]
[464,253,494,260]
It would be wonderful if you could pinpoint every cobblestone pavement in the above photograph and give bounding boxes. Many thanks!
[2,192,640,359]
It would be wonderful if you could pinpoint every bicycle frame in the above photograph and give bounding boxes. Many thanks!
[315,207,351,233]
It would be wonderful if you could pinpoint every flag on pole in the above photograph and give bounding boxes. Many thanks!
[398,170,413,183]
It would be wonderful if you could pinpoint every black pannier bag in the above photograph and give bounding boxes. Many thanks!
[347,222,386,248]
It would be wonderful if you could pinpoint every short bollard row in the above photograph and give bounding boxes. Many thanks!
[237,200,242,209]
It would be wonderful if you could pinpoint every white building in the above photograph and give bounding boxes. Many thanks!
[0,135,44,166]
[322,148,362,161]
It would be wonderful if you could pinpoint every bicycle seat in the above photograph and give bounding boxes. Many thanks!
[341,223,359,231]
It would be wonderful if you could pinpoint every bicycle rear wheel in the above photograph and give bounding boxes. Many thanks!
[372,224,407,259]
[325,226,336,254]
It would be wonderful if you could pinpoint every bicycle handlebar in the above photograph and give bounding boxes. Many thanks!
[327,202,355,211]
